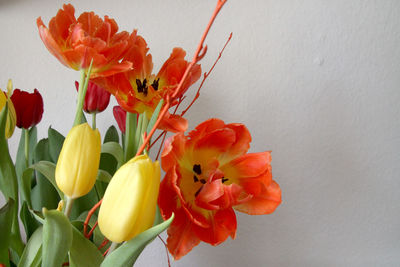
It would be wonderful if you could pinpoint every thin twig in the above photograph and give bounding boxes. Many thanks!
[181,32,232,116]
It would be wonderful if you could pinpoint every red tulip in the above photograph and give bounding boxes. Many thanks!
[75,81,110,113]
[10,89,44,129]
[113,106,126,134]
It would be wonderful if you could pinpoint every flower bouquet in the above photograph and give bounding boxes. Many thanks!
[0,1,281,266]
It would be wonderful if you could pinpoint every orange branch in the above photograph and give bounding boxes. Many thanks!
[181,32,232,116]
[136,0,227,156]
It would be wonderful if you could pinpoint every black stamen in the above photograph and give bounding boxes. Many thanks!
[136,79,143,93]
[193,164,202,175]
[151,78,160,90]
[193,175,199,182]
[222,178,229,183]
[195,186,203,197]
[200,179,206,184]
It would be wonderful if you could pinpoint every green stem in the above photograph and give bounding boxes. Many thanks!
[124,112,136,162]
[106,242,118,257]
[24,128,29,168]
[73,61,93,126]
[92,113,97,130]
[64,196,74,218]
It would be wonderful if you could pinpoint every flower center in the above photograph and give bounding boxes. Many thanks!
[135,78,160,96]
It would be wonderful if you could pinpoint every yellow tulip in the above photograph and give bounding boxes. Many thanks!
[0,82,17,139]
[98,154,160,243]
[55,123,101,199]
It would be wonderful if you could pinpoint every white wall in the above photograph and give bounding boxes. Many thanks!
[1,0,400,266]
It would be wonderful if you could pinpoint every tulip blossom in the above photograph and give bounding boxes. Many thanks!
[158,119,281,259]
[93,30,201,132]
[10,88,43,129]
[55,123,101,199]
[98,154,160,243]
[113,106,126,134]
[37,4,132,78]
[75,81,110,113]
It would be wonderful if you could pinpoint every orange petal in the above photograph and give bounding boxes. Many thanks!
[161,133,186,171]
[192,208,237,245]
[228,151,272,178]
[166,209,200,260]
[158,113,188,133]
[234,180,281,215]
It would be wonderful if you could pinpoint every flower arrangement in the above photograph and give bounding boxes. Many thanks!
[0,1,281,266]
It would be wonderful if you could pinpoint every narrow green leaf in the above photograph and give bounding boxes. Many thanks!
[0,199,15,267]
[69,226,103,267]
[42,209,73,267]
[15,127,37,184]
[31,161,63,199]
[19,202,40,239]
[20,168,33,208]
[146,99,164,134]
[101,214,174,267]
[47,127,65,163]
[18,226,43,267]
[101,142,123,164]
[104,125,119,144]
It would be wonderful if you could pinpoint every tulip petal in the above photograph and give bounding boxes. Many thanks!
[234,180,282,215]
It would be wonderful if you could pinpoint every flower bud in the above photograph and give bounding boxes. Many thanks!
[10,88,44,129]
[112,105,126,134]
[55,123,101,199]
[0,90,16,139]
[75,81,111,114]
[98,154,160,243]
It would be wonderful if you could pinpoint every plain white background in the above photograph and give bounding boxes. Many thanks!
[1,0,400,266]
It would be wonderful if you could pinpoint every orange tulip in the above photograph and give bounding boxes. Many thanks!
[93,30,201,132]
[158,119,281,259]
[37,4,132,78]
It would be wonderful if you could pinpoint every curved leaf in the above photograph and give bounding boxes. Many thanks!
[69,226,103,267]
[18,226,43,267]
[97,170,112,183]
[48,127,65,163]
[101,213,174,267]
[42,209,72,267]
[101,142,123,164]
[31,161,63,199]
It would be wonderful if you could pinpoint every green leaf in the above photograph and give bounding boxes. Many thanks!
[104,125,119,144]
[15,127,37,185]
[32,140,60,210]
[20,168,33,208]
[30,161,63,199]
[47,126,65,163]
[69,187,99,220]
[97,170,112,183]
[42,209,73,267]
[146,99,164,134]
[69,226,103,267]
[0,199,15,267]
[0,104,23,259]
[101,142,123,165]
[18,226,43,267]
[19,202,40,239]
[101,213,174,267]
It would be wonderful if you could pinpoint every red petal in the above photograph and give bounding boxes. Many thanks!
[165,209,200,260]
[188,118,225,143]
[192,208,237,245]
[234,180,281,215]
